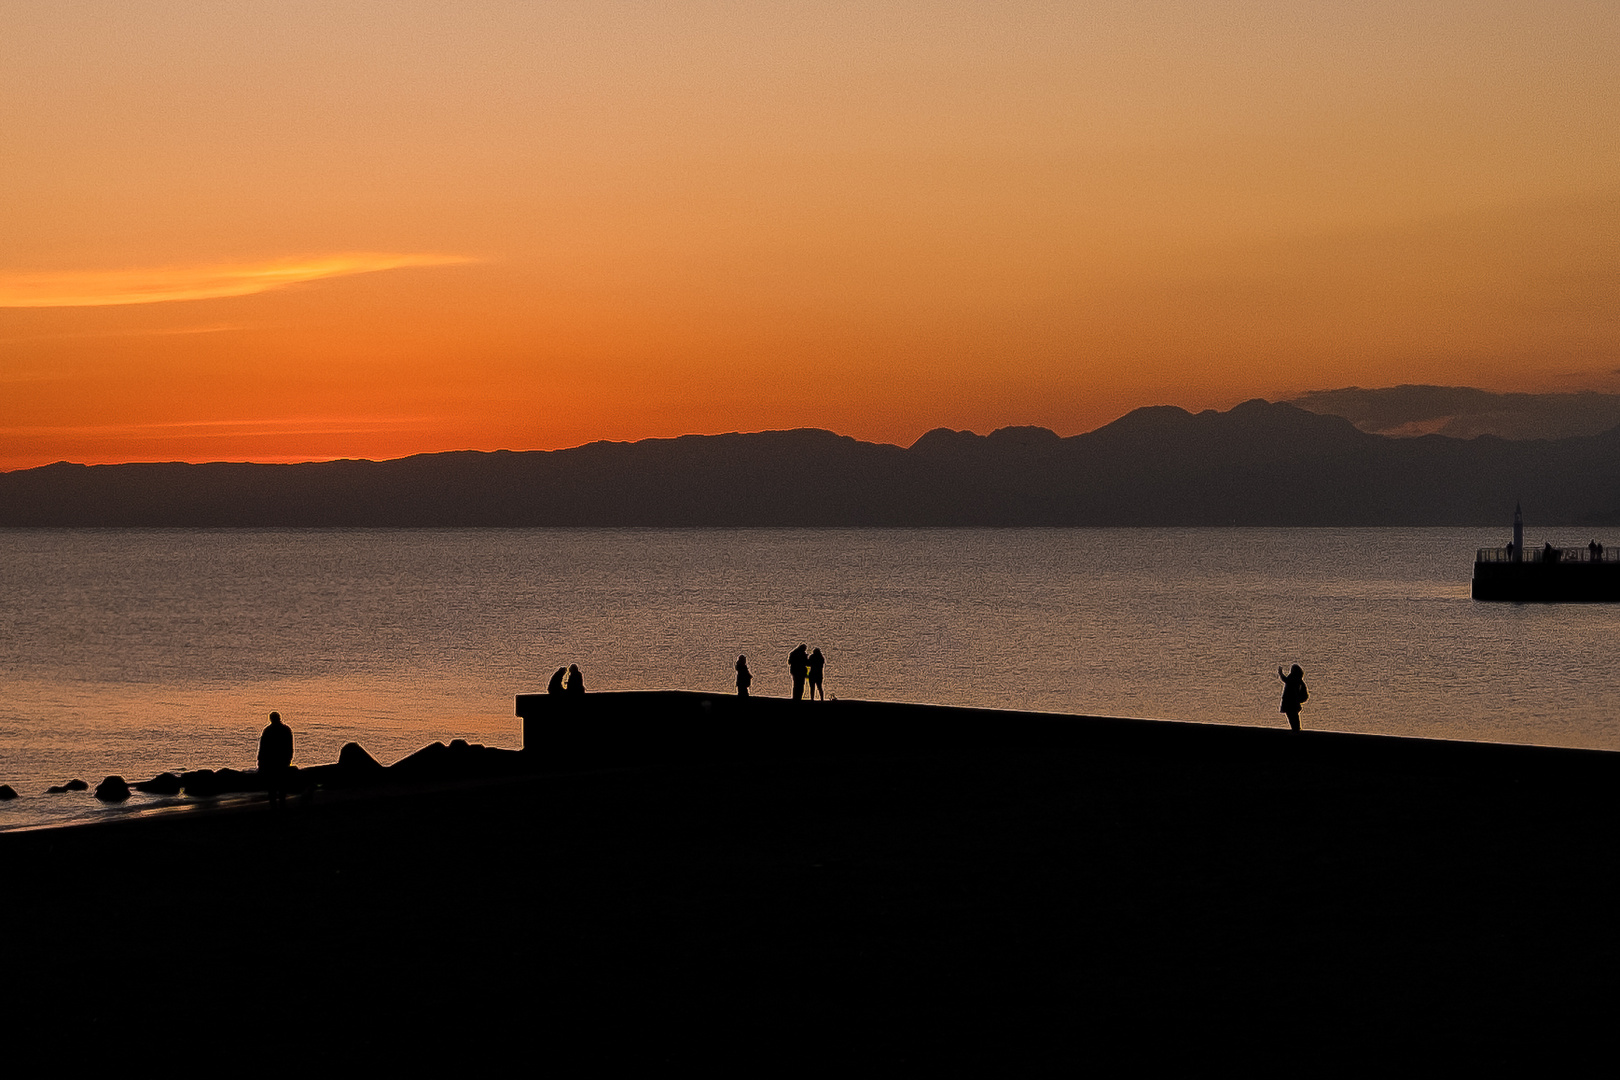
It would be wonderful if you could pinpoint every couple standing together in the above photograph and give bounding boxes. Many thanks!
[788,644,825,701]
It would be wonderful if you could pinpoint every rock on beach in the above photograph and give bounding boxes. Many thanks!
[93,776,131,802]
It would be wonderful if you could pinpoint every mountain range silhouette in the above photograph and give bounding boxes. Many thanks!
[6,398,1620,527]
[1290,385,1620,441]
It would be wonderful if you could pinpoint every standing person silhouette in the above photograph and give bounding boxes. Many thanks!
[788,644,809,701]
[566,665,586,694]
[1278,665,1308,731]
[258,711,294,806]
[547,667,567,694]
[735,655,752,697]
[808,648,826,700]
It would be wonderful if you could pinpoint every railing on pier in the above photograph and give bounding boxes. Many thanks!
[1476,546,1612,565]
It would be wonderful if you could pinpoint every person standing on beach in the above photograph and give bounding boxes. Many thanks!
[808,647,826,700]
[736,655,752,697]
[788,644,809,700]
[1278,665,1308,731]
[566,664,586,694]
[258,711,294,806]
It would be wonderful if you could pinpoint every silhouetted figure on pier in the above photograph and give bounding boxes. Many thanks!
[547,667,567,694]
[1591,540,1604,562]
[1278,665,1308,732]
[566,665,586,694]
[808,648,826,700]
[789,644,809,700]
[1544,542,1559,564]
[1505,540,1515,562]
[258,711,294,806]
[735,655,752,697]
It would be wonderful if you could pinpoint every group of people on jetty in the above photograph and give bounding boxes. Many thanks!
[1502,539,1607,563]
[545,665,587,695]
[539,649,831,703]
[732,645,827,701]
[539,649,1310,729]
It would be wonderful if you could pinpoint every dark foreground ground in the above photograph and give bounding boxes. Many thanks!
[5,703,1619,1065]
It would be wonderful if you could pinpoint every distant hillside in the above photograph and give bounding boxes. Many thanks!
[1291,385,1620,441]
[6,399,1620,526]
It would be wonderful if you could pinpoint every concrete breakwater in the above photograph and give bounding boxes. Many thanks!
[518,689,1620,784]
[6,689,1619,1060]
[19,690,1620,813]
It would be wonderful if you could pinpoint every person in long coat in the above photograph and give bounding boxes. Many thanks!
[788,645,809,700]
[258,711,295,806]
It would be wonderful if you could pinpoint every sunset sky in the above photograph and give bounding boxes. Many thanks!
[3,1,1616,470]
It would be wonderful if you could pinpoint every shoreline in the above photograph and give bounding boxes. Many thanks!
[10,692,1620,837]
[6,695,1616,1060]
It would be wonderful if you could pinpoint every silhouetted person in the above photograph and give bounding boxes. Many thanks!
[1505,540,1514,562]
[808,648,825,700]
[1544,542,1558,564]
[547,667,567,694]
[1277,665,1307,732]
[789,644,809,701]
[566,664,586,694]
[1592,540,1602,562]
[735,655,752,697]
[258,711,294,806]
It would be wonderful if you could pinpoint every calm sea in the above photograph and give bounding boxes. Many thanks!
[2,526,1615,830]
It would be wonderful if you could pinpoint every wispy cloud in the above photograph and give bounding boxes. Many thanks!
[1,417,441,439]
[0,322,246,345]
[0,254,473,308]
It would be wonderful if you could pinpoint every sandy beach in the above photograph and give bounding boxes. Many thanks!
[5,699,1617,1063]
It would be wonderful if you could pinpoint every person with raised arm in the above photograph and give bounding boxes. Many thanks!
[1277,665,1308,732]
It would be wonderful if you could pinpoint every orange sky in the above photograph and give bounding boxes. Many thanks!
[3,1,1617,470]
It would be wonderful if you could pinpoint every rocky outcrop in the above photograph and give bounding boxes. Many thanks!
[389,739,524,781]
[52,736,532,811]
[94,776,131,802]
[178,768,267,797]
[178,769,220,796]
[46,779,89,793]
[339,741,386,773]
[0,785,17,800]
[134,772,182,795]
[389,741,451,777]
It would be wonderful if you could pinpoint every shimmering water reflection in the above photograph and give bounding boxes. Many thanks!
[2,527,1616,828]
